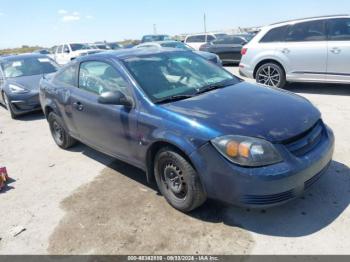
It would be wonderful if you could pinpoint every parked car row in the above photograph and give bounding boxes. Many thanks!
[1,16,338,213]
[239,14,350,88]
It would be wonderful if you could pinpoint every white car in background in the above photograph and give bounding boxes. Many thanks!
[53,43,100,65]
[184,33,227,50]
[239,14,350,88]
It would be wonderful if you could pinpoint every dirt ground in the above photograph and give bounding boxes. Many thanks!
[0,67,349,254]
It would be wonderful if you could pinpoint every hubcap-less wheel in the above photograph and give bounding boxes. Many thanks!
[154,148,207,212]
[257,64,281,87]
[162,163,187,199]
[52,120,64,145]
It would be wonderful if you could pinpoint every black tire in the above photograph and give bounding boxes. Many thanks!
[2,92,17,119]
[154,147,206,212]
[255,62,286,88]
[48,112,76,149]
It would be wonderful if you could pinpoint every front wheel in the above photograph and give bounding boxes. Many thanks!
[48,112,76,149]
[154,147,207,212]
[255,62,286,88]
[2,92,17,119]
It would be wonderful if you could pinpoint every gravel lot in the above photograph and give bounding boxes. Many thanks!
[0,66,349,255]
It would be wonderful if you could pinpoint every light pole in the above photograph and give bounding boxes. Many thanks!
[204,13,207,42]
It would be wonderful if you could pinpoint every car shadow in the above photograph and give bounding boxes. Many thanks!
[69,142,350,238]
[16,111,45,121]
[191,160,350,237]
[285,82,350,96]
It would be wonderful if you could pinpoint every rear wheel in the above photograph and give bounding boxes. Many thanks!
[154,147,206,212]
[48,112,76,149]
[255,62,286,88]
[2,92,17,119]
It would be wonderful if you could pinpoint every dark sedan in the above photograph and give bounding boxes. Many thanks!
[0,54,59,118]
[199,35,248,65]
[40,49,334,212]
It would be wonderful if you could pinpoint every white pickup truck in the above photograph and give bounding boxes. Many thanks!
[53,43,100,65]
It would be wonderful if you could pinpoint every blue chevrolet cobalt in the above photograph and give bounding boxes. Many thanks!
[39,49,334,212]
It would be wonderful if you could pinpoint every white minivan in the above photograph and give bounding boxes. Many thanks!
[239,15,350,88]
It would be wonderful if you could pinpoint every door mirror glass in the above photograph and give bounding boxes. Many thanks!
[98,91,133,107]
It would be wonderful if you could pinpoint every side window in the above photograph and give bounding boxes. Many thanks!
[55,64,76,86]
[328,18,350,41]
[285,20,326,42]
[260,25,289,43]
[63,45,70,53]
[206,35,215,41]
[186,35,205,43]
[57,45,63,54]
[78,61,129,95]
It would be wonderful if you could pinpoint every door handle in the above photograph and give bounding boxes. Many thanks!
[330,47,341,54]
[73,101,84,111]
[282,48,290,54]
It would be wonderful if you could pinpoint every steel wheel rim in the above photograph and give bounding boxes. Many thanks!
[52,121,64,144]
[161,163,187,199]
[257,65,281,87]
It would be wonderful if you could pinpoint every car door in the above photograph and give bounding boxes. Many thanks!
[275,20,328,82]
[69,59,139,161]
[210,37,244,63]
[54,45,63,65]
[62,45,71,64]
[326,18,350,83]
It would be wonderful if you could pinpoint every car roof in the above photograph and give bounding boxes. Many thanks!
[77,48,187,62]
[0,53,50,63]
[268,14,350,27]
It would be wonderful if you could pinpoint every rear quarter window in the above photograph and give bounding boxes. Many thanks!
[260,25,289,43]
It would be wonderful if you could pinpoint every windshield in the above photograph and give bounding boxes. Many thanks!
[160,42,193,50]
[123,52,238,103]
[70,44,92,51]
[2,57,59,78]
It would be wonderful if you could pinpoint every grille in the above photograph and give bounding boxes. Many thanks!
[241,190,295,205]
[284,121,324,157]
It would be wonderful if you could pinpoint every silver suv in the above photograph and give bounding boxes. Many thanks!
[239,15,350,88]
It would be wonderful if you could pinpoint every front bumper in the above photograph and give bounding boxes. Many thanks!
[7,91,41,115]
[190,126,335,208]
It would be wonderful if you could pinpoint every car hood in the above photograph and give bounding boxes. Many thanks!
[7,73,55,91]
[162,82,321,142]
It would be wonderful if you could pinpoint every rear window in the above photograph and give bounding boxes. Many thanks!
[260,26,288,43]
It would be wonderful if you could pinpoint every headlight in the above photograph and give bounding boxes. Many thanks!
[9,84,29,94]
[211,135,283,167]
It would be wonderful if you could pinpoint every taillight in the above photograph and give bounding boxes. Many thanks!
[241,48,248,55]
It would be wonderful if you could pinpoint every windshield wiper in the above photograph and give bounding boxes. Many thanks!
[196,79,237,95]
[155,94,195,104]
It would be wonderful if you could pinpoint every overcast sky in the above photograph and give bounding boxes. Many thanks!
[0,0,349,48]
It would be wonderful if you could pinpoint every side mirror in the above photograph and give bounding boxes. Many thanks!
[64,49,70,54]
[98,91,133,108]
